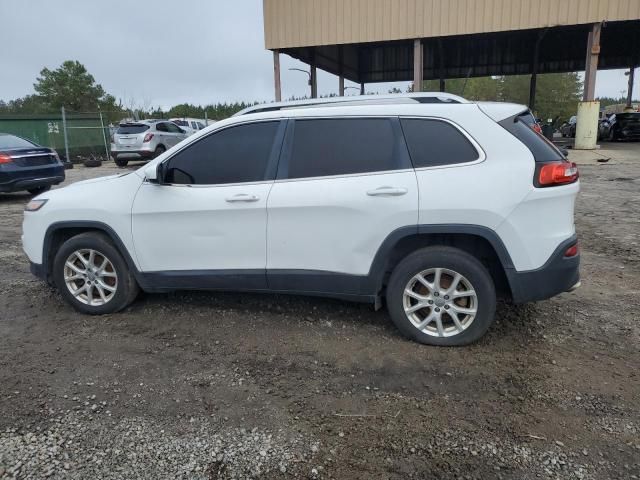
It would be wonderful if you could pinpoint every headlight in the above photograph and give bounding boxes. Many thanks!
[25,199,48,212]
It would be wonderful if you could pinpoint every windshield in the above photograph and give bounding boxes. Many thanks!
[0,134,37,149]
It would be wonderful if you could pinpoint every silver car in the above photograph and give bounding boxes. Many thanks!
[110,120,188,167]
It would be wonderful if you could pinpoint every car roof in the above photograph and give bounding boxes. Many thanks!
[234,92,468,116]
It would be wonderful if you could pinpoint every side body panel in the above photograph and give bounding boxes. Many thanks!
[22,173,143,266]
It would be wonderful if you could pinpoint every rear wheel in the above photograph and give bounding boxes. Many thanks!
[27,185,51,195]
[154,145,166,158]
[114,156,129,167]
[386,246,496,346]
[52,232,139,314]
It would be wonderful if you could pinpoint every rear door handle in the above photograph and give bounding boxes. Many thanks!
[366,186,408,197]
[225,193,259,203]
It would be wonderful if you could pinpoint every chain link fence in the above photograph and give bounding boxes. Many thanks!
[0,108,118,165]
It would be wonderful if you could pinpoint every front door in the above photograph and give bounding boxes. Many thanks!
[131,120,286,289]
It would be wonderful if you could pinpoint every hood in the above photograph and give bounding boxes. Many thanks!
[66,172,131,188]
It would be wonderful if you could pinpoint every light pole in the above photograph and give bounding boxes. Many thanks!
[289,68,312,98]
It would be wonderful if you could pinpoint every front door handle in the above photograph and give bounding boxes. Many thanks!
[366,186,408,197]
[225,193,259,203]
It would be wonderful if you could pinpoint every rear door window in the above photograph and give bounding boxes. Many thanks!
[117,124,149,134]
[284,118,400,179]
[400,119,479,168]
[156,123,169,133]
[166,123,183,133]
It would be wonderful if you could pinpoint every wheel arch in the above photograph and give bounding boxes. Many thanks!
[368,225,516,301]
[42,221,141,285]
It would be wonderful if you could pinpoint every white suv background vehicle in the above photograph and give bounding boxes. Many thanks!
[111,120,188,167]
[22,93,580,346]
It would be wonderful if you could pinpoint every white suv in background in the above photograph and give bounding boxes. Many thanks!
[22,93,580,346]
[111,120,188,166]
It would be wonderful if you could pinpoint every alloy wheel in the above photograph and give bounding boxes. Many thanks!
[402,267,478,337]
[63,249,118,306]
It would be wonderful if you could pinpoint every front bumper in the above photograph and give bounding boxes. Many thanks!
[507,235,580,304]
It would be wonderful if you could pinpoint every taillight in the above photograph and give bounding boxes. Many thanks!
[564,243,579,257]
[0,153,12,164]
[143,133,154,143]
[532,123,543,135]
[535,161,579,187]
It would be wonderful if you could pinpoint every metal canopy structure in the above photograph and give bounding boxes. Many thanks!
[264,0,640,109]
[282,21,640,84]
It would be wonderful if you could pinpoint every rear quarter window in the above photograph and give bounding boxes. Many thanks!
[400,118,480,168]
[499,113,564,162]
[117,124,149,134]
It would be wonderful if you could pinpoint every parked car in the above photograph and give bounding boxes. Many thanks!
[560,115,577,138]
[169,118,208,136]
[23,93,580,346]
[110,120,188,166]
[598,112,640,141]
[516,110,543,135]
[0,133,65,195]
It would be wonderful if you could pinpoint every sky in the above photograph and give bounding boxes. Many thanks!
[0,0,637,110]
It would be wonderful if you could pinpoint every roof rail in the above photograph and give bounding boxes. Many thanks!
[234,92,469,116]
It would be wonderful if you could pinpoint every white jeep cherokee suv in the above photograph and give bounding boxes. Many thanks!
[22,93,580,346]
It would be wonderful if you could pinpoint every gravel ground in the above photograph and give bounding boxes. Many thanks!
[1,155,639,479]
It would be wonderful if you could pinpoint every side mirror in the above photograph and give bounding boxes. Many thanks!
[144,163,165,183]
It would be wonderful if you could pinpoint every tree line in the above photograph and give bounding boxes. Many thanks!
[0,60,634,126]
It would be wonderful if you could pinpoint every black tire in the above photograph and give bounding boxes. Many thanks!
[52,232,139,315]
[154,145,166,158]
[386,246,496,346]
[114,156,129,167]
[27,185,51,195]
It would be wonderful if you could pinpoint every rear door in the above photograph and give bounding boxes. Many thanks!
[154,122,171,148]
[265,117,418,293]
[165,122,186,147]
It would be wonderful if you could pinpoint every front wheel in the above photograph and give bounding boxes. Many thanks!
[52,232,139,314]
[386,246,496,346]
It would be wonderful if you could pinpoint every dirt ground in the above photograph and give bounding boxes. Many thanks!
[0,154,639,480]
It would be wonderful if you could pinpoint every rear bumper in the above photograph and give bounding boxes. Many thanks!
[0,172,65,193]
[111,147,154,159]
[508,235,580,304]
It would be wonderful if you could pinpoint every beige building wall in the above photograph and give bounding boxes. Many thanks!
[264,0,640,49]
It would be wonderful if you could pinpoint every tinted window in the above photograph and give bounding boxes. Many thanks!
[499,113,564,163]
[0,134,37,149]
[166,123,182,133]
[400,119,479,168]
[156,123,169,132]
[287,118,397,179]
[197,122,205,129]
[173,120,188,126]
[165,121,279,185]
[117,124,149,134]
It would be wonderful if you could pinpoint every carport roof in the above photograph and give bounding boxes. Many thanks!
[264,0,640,83]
